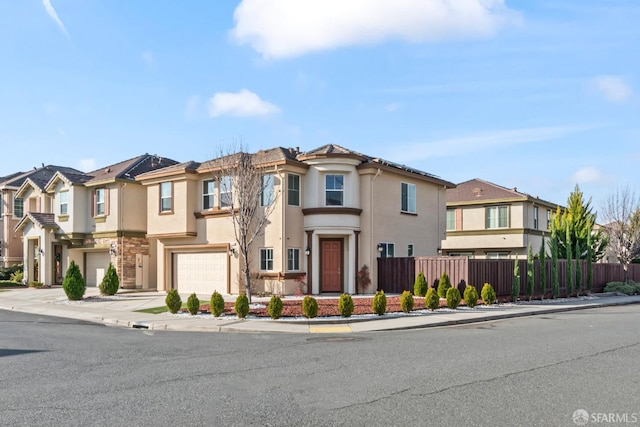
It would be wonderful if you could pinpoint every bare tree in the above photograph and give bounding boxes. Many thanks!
[210,143,279,302]
[600,187,640,283]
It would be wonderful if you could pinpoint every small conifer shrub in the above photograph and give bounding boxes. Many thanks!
[268,295,284,319]
[99,263,119,296]
[63,260,86,301]
[413,272,428,297]
[165,289,182,314]
[372,290,387,315]
[481,283,497,305]
[186,293,200,315]
[235,294,250,318]
[400,290,414,313]
[463,285,479,308]
[446,287,461,309]
[210,291,225,317]
[338,293,354,318]
[302,296,318,318]
[437,272,452,298]
[425,287,439,311]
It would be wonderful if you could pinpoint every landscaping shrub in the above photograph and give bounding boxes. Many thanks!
[400,290,414,313]
[268,295,284,319]
[372,290,387,316]
[10,270,23,284]
[463,285,479,308]
[481,283,496,305]
[604,281,640,296]
[338,293,354,317]
[302,296,318,318]
[425,287,439,311]
[446,287,461,309]
[186,293,200,315]
[63,260,86,301]
[210,291,225,317]
[0,280,25,287]
[165,289,182,314]
[235,294,250,318]
[0,264,23,281]
[413,272,428,297]
[28,281,44,288]
[356,265,372,294]
[99,262,119,296]
[512,257,520,302]
[437,272,452,298]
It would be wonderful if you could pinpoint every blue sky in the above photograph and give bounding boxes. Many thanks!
[1,1,638,212]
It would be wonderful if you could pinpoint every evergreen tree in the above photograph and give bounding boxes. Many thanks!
[551,229,559,298]
[575,239,582,296]
[526,245,534,301]
[566,223,574,296]
[539,236,546,298]
[511,256,520,302]
[586,233,593,291]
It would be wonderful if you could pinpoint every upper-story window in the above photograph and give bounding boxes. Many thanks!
[288,173,300,206]
[261,174,275,207]
[219,176,232,209]
[160,182,172,213]
[325,174,344,206]
[13,196,24,218]
[547,210,551,229]
[533,206,539,230]
[203,180,215,210]
[59,191,68,215]
[401,182,416,213]
[446,209,456,231]
[95,189,106,216]
[486,205,508,229]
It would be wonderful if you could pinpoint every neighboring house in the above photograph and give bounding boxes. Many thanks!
[136,144,455,295]
[441,178,560,259]
[14,154,178,287]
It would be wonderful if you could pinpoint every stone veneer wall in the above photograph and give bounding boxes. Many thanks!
[85,236,149,289]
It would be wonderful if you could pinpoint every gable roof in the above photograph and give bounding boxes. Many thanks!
[15,212,58,232]
[5,166,85,193]
[447,178,558,207]
[85,154,180,185]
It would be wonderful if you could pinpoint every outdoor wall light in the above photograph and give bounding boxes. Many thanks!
[377,243,384,254]
[304,247,311,256]
[228,243,237,256]
[109,244,117,256]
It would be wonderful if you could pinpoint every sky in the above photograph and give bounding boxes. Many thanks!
[1,0,638,213]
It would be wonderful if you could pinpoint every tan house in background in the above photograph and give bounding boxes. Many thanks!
[137,144,455,295]
[441,178,560,259]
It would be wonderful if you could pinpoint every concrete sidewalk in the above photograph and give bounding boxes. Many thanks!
[1,287,640,334]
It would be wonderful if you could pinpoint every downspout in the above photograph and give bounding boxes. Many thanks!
[371,168,381,291]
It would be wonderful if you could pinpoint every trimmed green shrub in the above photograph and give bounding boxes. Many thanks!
[400,290,414,313]
[437,272,452,298]
[28,281,44,288]
[268,295,284,319]
[338,293,354,318]
[99,262,119,296]
[425,287,439,311]
[446,287,461,309]
[210,291,225,317]
[302,296,318,318]
[413,272,428,297]
[463,285,479,308]
[9,270,23,283]
[512,257,520,302]
[165,289,182,314]
[0,280,25,287]
[186,293,200,315]
[481,283,497,305]
[0,264,23,281]
[372,290,386,316]
[63,260,86,301]
[604,281,640,295]
[235,294,250,318]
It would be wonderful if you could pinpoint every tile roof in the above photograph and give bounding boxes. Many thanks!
[447,178,557,206]
[5,166,85,190]
[15,212,58,232]
[85,154,180,184]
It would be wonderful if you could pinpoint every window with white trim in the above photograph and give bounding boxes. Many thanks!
[59,191,68,215]
[261,174,274,207]
[202,180,215,210]
[260,248,274,271]
[407,244,414,257]
[13,196,23,218]
[159,182,172,213]
[547,210,551,229]
[219,176,232,209]
[325,174,344,206]
[533,206,539,230]
[486,205,508,229]
[401,182,416,213]
[446,209,456,231]
[96,188,106,216]
[287,248,300,271]
[379,243,395,258]
[288,173,300,206]
[486,252,509,259]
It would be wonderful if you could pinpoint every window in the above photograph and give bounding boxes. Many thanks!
[446,209,456,231]
[378,243,395,258]
[219,176,232,208]
[261,174,275,207]
[288,173,300,206]
[486,205,508,229]
[260,248,274,271]
[450,252,474,258]
[486,252,509,259]
[287,248,300,271]
[325,174,344,206]
[547,210,551,229]
[95,189,106,216]
[160,182,172,213]
[202,180,215,210]
[401,182,416,213]
[13,196,23,218]
[407,244,414,257]
[59,191,68,215]
[533,206,539,230]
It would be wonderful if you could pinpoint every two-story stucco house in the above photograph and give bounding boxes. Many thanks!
[14,154,178,287]
[137,144,455,295]
[441,178,560,259]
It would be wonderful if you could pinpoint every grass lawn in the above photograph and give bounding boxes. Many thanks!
[136,301,194,314]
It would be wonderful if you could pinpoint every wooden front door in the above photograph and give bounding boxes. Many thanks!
[320,239,343,293]
[54,245,63,284]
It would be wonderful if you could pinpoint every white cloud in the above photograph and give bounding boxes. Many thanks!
[78,158,96,172]
[184,95,201,120]
[230,0,521,59]
[591,76,633,103]
[571,167,606,184]
[141,50,155,66]
[42,0,69,38]
[208,89,280,118]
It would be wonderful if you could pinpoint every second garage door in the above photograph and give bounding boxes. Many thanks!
[173,252,228,294]
[86,252,111,287]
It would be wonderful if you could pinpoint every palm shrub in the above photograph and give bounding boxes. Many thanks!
[481,283,496,305]
[437,272,452,298]
[10,270,24,284]
[302,296,318,318]
[463,285,479,308]
[413,272,428,297]
[210,291,225,317]
[425,287,439,311]
[235,294,249,318]
[165,289,182,314]
[63,260,86,301]
[338,293,354,318]
[186,293,200,315]
[99,262,119,296]
[400,290,414,313]
[268,295,283,319]
[511,257,520,302]
[372,290,386,315]
[446,287,461,309]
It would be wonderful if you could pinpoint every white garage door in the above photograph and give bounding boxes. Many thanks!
[173,252,228,295]
[86,252,111,287]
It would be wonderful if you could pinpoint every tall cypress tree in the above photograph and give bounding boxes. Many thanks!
[575,239,582,296]
[551,230,559,298]
[512,256,520,303]
[566,223,574,296]
[539,236,546,299]
[527,245,534,301]
[586,233,593,292]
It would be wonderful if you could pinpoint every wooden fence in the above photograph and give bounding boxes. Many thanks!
[377,257,640,297]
